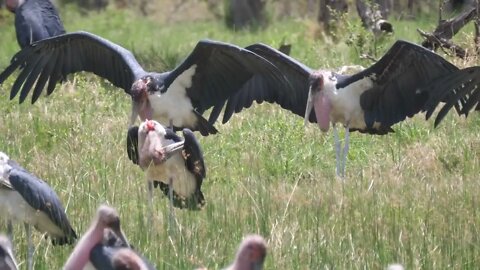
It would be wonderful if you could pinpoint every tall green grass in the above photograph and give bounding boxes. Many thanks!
[0,8,479,269]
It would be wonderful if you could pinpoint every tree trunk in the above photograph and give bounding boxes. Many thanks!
[418,3,477,58]
[226,0,267,30]
[318,0,348,33]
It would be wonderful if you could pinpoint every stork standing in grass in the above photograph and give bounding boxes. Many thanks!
[212,40,477,177]
[0,32,292,136]
[127,119,205,227]
[64,205,129,270]
[0,151,77,270]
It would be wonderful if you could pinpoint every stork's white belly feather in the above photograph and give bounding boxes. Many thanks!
[146,153,197,198]
[149,65,198,128]
[0,189,65,236]
[329,76,373,129]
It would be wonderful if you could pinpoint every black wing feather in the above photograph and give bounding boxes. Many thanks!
[351,40,465,130]
[163,40,294,119]
[182,128,206,179]
[126,126,139,165]
[7,162,76,245]
[0,31,147,103]
[213,43,313,124]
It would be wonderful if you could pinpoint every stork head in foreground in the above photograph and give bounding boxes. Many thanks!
[226,235,267,270]
[63,205,129,270]
[94,206,129,247]
[89,228,156,270]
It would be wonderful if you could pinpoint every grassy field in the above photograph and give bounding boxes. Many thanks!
[0,6,479,270]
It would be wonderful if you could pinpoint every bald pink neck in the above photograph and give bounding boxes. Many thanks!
[138,100,153,121]
[63,223,104,270]
[313,91,331,132]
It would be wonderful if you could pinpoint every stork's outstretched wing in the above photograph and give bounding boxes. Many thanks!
[0,31,147,104]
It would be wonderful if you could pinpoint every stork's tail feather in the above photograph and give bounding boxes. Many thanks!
[50,230,77,245]
[193,110,218,136]
[153,181,206,210]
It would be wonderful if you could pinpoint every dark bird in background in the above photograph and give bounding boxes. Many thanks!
[63,205,129,270]
[0,31,292,136]
[213,40,474,177]
[225,234,267,270]
[0,151,77,270]
[127,119,205,227]
[5,0,65,48]
[0,235,18,270]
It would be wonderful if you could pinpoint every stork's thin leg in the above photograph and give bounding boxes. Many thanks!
[333,125,342,177]
[169,120,173,130]
[25,223,33,270]
[340,127,350,178]
[147,180,154,226]
[7,220,13,243]
[167,177,175,236]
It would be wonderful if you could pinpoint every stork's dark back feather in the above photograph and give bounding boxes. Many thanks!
[7,168,77,245]
[14,0,65,48]
[182,128,206,180]
[0,31,146,104]
[127,126,139,165]
[154,128,206,210]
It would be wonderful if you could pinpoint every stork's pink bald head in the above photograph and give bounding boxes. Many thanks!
[305,70,331,132]
[63,205,129,270]
[146,120,155,131]
[6,0,22,12]
[228,234,267,270]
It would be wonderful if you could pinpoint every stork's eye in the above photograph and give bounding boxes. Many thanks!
[310,77,320,90]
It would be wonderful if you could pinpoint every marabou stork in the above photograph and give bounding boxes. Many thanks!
[0,152,77,270]
[127,119,205,226]
[0,235,18,270]
[225,235,267,270]
[64,205,129,270]
[88,229,156,270]
[0,31,292,136]
[211,40,476,177]
[5,0,65,48]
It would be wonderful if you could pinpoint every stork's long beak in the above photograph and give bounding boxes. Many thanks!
[304,86,314,127]
[162,141,185,160]
[112,227,130,249]
[129,101,139,127]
